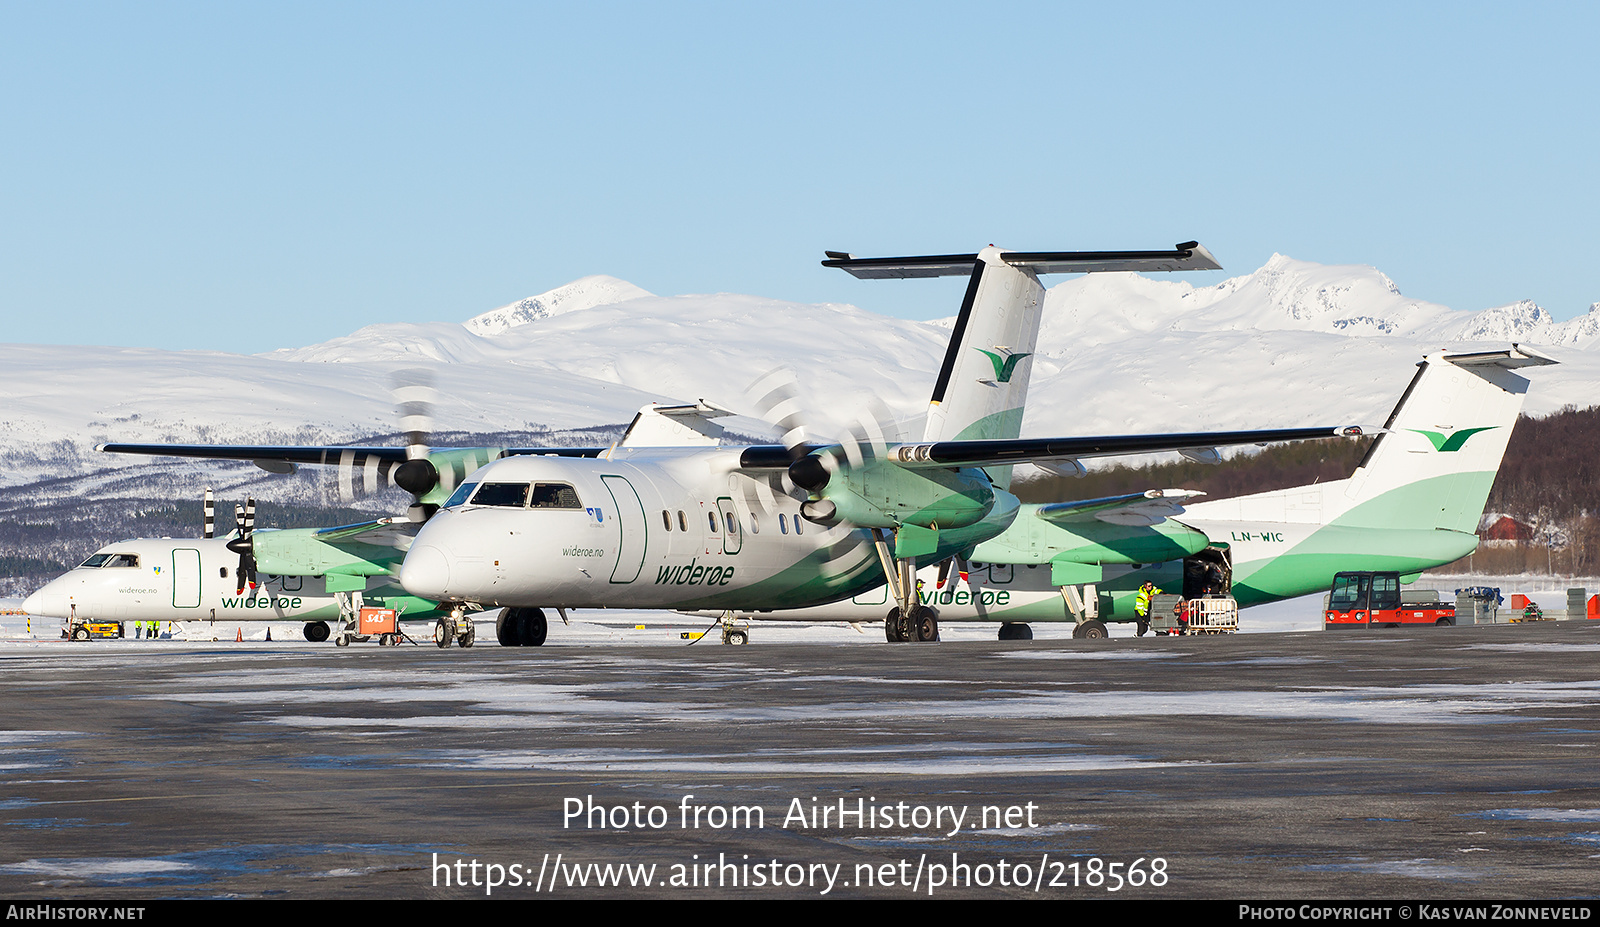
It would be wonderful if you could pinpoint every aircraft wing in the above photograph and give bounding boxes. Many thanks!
[308,519,418,546]
[1034,489,1206,524]
[881,425,1362,469]
[739,425,1363,472]
[96,444,606,467]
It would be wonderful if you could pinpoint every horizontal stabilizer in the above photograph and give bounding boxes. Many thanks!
[822,242,1222,279]
[1440,344,1559,370]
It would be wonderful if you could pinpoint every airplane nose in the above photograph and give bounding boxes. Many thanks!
[399,545,451,599]
[22,583,64,618]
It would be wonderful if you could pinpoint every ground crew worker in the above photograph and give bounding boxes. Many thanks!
[1135,581,1161,636]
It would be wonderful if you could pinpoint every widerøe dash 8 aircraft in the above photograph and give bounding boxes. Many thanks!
[23,494,448,642]
[100,242,1362,646]
[688,344,1555,639]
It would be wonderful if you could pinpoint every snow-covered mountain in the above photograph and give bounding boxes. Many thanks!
[5,254,1600,498]
[462,275,654,337]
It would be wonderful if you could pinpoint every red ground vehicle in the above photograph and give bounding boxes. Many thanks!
[1324,571,1455,629]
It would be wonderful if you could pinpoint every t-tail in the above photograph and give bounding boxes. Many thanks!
[1180,345,1557,594]
[1333,346,1556,532]
[823,242,1222,488]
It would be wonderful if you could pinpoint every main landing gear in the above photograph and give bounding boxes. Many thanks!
[872,528,938,643]
[496,607,548,647]
[884,605,939,642]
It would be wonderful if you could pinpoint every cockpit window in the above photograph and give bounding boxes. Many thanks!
[444,482,478,508]
[471,482,530,507]
[81,553,139,568]
[530,483,582,509]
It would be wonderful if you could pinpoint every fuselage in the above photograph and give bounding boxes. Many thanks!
[397,448,1020,610]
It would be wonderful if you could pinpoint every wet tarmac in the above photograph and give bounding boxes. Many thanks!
[1,619,1598,899]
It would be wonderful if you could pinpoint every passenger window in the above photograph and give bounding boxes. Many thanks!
[794,516,803,536]
[662,510,672,530]
[779,514,788,535]
[725,512,737,534]
[749,513,759,534]
[471,483,530,507]
[708,511,719,533]
[530,483,582,509]
[678,511,688,532]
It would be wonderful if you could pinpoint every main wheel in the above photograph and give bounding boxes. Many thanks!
[497,609,521,646]
[997,622,1033,641]
[304,621,330,643]
[884,608,905,642]
[522,609,548,647]
[1072,619,1109,640]
[910,606,939,642]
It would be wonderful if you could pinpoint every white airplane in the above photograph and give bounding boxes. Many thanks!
[24,493,454,644]
[683,343,1556,640]
[100,242,1362,646]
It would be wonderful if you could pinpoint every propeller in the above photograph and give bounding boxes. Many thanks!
[326,367,457,521]
[744,367,901,526]
[387,368,456,521]
[202,487,215,539]
[225,497,257,594]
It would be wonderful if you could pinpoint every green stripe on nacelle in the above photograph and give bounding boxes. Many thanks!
[419,447,507,505]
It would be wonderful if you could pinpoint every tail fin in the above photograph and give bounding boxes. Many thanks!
[923,247,1044,446]
[822,242,1222,487]
[1338,345,1557,532]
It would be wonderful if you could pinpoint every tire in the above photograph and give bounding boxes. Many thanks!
[884,609,901,642]
[497,609,521,647]
[910,606,939,642]
[523,609,548,647]
[726,629,748,645]
[1435,617,1455,626]
[998,622,1033,641]
[457,620,475,648]
[1073,619,1109,640]
[71,627,89,641]
[335,634,350,647]
[434,618,455,649]
[304,621,330,643]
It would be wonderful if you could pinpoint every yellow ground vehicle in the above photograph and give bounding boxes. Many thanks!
[65,621,124,641]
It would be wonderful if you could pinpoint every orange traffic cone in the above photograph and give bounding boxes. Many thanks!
[265,626,272,642]
[235,627,243,642]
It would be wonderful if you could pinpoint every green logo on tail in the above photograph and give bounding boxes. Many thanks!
[976,348,1031,383]
[1407,426,1498,452]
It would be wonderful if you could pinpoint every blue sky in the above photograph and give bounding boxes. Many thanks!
[3,2,1597,351]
